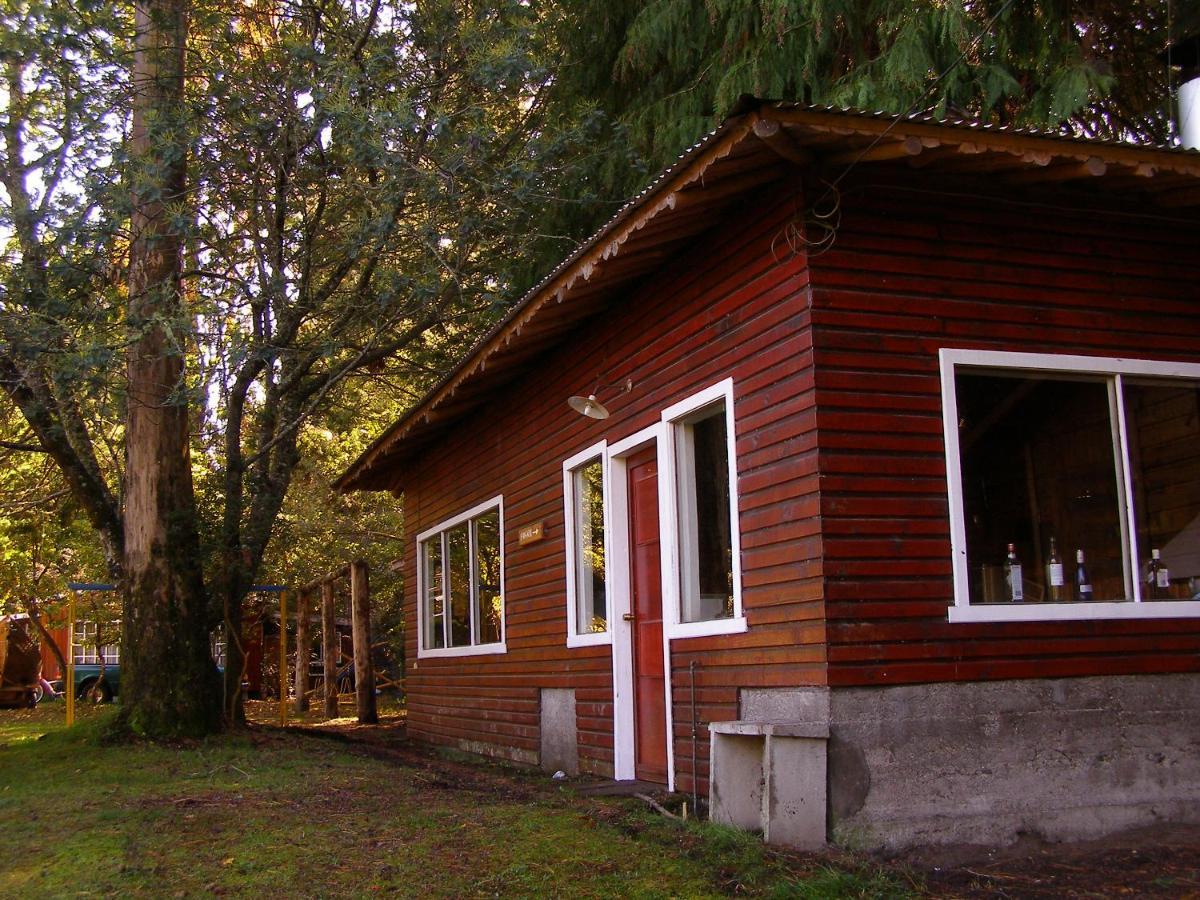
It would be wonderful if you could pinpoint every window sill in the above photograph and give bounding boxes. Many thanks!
[668,616,748,640]
[567,631,612,649]
[948,601,1200,623]
[417,642,507,659]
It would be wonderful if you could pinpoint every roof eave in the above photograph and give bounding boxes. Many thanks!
[336,103,1200,494]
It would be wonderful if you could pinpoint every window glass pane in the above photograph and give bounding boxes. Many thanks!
[424,537,445,649]
[1125,382,1200,601]
[573,461,607,634]
[447,524,472,646]
[678,405,734,622]
[957,372,1126,603]
[474,510,502,644]
[75,623,102,664]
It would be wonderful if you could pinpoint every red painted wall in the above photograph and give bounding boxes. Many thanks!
[400,188,821,791]
[392,165,1200,793]
[811,171,1200,687]
[39,624,69,680]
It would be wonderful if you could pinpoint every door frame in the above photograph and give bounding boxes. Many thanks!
[607,422,675,788]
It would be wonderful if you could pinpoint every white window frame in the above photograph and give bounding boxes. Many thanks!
[660,378,748,639]
[72,621,120,665]
[415,495,507,658]
[940,348,1200,623]
[563,441,613,648]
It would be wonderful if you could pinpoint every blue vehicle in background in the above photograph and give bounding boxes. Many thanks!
[51,663,120,703]
[73,663,120,702]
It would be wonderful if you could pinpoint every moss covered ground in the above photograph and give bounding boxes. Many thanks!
[0,703,911,898]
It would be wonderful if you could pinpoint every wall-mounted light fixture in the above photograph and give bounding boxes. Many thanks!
[567,377,633,420]
[568,394,610,419]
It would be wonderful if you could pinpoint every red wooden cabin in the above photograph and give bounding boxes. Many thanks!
[337,104,1200,850]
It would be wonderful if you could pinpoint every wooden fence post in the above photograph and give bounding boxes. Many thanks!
[278,590,288,727]
[350,559,378,724]
[321,579,338,719]
[293,590,311,714]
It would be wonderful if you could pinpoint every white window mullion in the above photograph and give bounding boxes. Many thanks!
[1112,374,1141,603]
[441,532,451,649]
[940,351,971,610]
[469,518,479,645]
[676,421,699,624]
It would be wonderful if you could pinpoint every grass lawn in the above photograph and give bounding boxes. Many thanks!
[0,704,913,898]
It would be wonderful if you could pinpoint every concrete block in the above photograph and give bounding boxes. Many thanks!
[764,734,827,849]
[709,720,829,850]
[741,687,829,723]
[539,688,578,775]
[709,733,763,832]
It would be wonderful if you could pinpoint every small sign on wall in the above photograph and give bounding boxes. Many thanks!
[518,521,545,546]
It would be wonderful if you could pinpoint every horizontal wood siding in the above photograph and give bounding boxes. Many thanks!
[400,186,823,789]
[810,171,1200,687]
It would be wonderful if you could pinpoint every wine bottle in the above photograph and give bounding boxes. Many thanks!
[1075,549,1094,602]
[1047,537,1064,602]
[1005,543,1024,602]
[1147,549,1169,599]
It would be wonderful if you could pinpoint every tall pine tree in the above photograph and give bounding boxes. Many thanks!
[523,0,1175,281]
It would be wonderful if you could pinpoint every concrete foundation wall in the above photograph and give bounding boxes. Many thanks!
[741,674,1200,851]
[540,688,579,775]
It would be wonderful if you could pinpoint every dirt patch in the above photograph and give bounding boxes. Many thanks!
[253,714,1200,897]
[909,824,1200,898]
[269,716,547,805]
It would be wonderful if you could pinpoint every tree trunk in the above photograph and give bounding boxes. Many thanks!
[221,575,247,726]
[121,0,221,737]
[321,580,338,719]
[293,591,310,714]
[350,560,377,724]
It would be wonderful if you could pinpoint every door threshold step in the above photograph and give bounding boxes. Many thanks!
[573,779,674,797]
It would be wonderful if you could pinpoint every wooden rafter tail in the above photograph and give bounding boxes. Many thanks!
[922,152,1035,175]
[752,117,813,166]
[1005,157,1108,185]
[824,135,926,167]
[904,144,967,169]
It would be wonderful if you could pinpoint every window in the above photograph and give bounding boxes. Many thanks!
[73,622,119,665]
[564,444,610,646]
[662,379,746,637]
[211,629,227,669]
[417,497,505,656]
[941,350,1200,622]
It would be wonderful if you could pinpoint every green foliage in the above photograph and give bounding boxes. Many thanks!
[0,404,108,621]
[533,0,1175,250]
[2,0,610,723]
[0,704,918,897]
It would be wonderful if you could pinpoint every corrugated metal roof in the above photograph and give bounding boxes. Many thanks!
[337,101,1200,492]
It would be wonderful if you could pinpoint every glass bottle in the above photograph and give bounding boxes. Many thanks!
[1005,543,1024,602]
[1046,537,1064,602]
[1147,549,1169,600]
[1075,549,1094,602]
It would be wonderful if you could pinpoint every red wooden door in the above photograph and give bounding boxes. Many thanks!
[627,445,668,782]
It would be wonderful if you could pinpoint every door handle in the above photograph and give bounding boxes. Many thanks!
[622,613,636,622]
